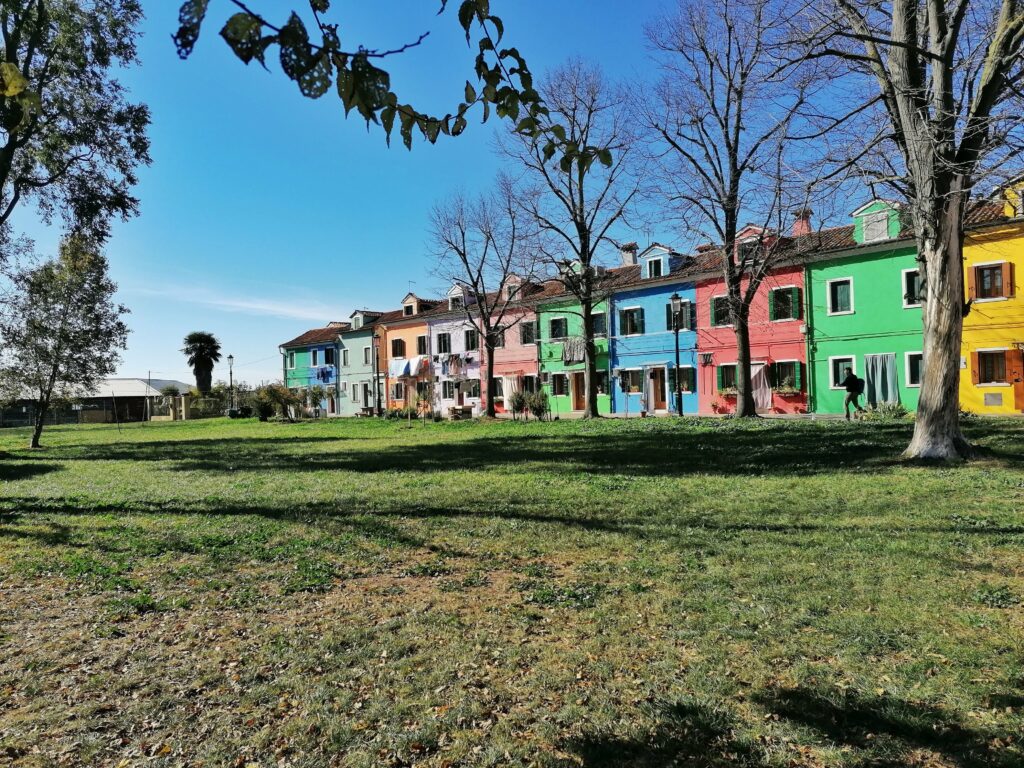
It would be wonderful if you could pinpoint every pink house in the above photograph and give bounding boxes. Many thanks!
[479,278,543,414]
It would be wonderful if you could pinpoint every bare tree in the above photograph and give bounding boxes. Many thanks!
[794,1,1024,459]
[506,60,639,418]
[643,0,818,417]
[430,177,538,418]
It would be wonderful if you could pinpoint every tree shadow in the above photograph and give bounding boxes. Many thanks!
[566,698,764,767]
[0,462,61,481]
[754,685,1021,767]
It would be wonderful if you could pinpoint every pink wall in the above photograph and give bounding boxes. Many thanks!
[480,306,539,413]
[695,263,808,415]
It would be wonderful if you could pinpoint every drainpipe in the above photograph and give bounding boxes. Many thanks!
[803,267,815,414]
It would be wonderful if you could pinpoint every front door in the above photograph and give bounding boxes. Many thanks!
[651,368,667,410]
[864,353,898,407]
[750,363,772,413]
[1010,348,1024,412]
[572,372,586,411]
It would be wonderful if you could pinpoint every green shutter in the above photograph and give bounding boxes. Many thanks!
[689,367,697,394]
[689,302,697,331]
[666,303,673,331]
[618,310,626,335]
[768,289,776,321]
[710,298,717,326]
[792,287,802,319]
[794,362,803,390]
[716,365,724,390]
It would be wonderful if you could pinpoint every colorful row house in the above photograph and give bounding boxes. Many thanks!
[279,193,1024,418]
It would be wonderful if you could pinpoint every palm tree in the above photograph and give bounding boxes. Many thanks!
[182,331,221,394]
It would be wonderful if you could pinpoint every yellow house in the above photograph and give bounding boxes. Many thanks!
[960,196,1024,414]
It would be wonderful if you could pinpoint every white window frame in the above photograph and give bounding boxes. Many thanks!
[339,381,349,396]
[311,349,319,366]
[976,347,1011,386]
[620,306,643,337]
[549,316,568,340]
[591,311,608,337]
[711,294,732,328]
[674,365,696,393]
[620,367,644,394]
[772,359,800,389]
[973,261,1009,303]
[902,268,922,308]
[362,346,371,365]
[826,277,855,316]
[403,304,415,316]
[828,355,856,389]
[770,284,799,322]
[905,351,923,388]
[551,372,569,396]
[393,382,406,400]
[862,210,889,242]
[442,380,456,400]
[342,348,350,367]
[647,258,664,279]
[352,384,361,404]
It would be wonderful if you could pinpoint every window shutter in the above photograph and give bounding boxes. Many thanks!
[618,310,626,335]
[716,365,724,390]
[795,362,803,391]
[1007,350,1015,382]
[710,299,717,326]
[792,287,803,319]
[768,289,776,321]
[967,266,977,300]
[689,302,698,331]
[688,367,697,393]
[971,352,980,385]
[637,308,645,335]
[1003,262,1015,298]
[666,304,673,331]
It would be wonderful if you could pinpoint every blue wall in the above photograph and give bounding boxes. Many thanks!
[609,280,699,414]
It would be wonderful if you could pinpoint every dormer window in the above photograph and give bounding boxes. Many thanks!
[647,259,663,279]
[352,316,362,330]
[449,295,464,311]
[505,283,519,299]
[404,304,415,317]
[863,211,888,242]
[738,240,760,262]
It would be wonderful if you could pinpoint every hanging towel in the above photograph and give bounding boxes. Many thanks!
[388,359,410,378]
[562,336,587,364]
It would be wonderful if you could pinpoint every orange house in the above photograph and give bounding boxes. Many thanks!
[377,293,441,411]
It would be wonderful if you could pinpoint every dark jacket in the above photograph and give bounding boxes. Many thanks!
[842,373,860,394]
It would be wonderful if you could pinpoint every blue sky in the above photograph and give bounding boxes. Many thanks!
[14,1,671,386]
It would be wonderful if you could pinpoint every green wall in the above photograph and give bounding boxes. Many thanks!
[853,200,902,244]
[284,348,311,388]
[806,244,924,414]
[537,298,612,415]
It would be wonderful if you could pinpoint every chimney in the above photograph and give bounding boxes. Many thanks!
[619,242,638,266]
[792,208,813,237]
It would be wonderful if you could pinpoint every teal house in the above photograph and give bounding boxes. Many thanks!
[280,321,349,416]
[337,309,394,417]
[804,200,924,414]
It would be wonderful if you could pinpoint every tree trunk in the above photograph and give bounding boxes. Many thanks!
[733,308,757,417]
[196,365,212,395]
[29,399,48,449]
[904,202,973,460]
[484,341,496,418]
[581,300,599,418]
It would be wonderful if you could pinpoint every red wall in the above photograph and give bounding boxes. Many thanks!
[480,306,539,413]
[695,263,808,415]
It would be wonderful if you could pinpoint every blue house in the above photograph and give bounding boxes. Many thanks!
[609,244,699,415]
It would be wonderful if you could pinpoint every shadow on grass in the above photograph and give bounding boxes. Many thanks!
[0,462,61,481]
[754,685,1020,768]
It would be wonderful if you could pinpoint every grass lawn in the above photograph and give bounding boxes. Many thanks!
[1,416,1023,767]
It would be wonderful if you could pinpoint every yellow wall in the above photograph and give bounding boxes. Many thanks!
[961,221,1024,414]
[379,320,429,409]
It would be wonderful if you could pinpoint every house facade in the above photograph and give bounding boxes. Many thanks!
[485,300,541,414]
[960,205,1024,414]
[804,202,926,414]
[428,286,483,417]
[280,322,348,416]
[338,310,391,417]
[694,237,808,415]
[379,293,438,412]
[608,246,700,415]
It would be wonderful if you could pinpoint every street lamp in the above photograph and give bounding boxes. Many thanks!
[227,354,235,410]
[670,292,684,416]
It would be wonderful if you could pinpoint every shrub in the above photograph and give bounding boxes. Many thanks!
[255,383,302,421]
[509,390,528,419]
[159,384,180,397]
[527,390,549,420]
[862,401,910,420]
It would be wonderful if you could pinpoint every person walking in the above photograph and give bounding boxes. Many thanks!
[842,367,866,420]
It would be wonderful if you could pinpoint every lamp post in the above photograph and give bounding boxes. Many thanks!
[670,292,683,416]
[227,354,235,410]
[372,334,382,417]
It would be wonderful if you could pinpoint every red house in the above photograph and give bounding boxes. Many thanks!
[694,228,809,415]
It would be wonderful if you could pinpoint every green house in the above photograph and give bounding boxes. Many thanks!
[805,200,924,414]
[537,295,612,416]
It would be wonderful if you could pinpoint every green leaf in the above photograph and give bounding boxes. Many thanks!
[489,15,504,42]
[298,51,332,98]
[219,13,265,65]
[309,0,330,11]
[173,0,210,58]
[550,124,566,142]
[458,0,476,41]
[0,63,28,97]
[597,148,613,167]
[380,105,396,143]
[465,81,476,103]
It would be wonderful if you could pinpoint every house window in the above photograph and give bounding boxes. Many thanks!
[863,211,888,242]
[520,321,537,345]
[669,367,696,393]
[522,375,538,393]
[490,378,504,397]
[978,351,1007,384]
[977,265,1004,299]
[505,283,519,300]
[711,296,731,327]
[416,381,430,398]
[903,269,922,307]
[830,356,854,389]
[416,335,428,355]
[738,240,760,262]
[442,380,455,399]
[287,351,296,369]
[449,295,464,310]
[717,364,737,390]
[770,287,800,321]
[619,307,645,335]
[827,278,854,314]
[339,381,348,396]
[311,349,319,366]
[363,346,371,365]
[549,318,568,339]
[647,259,663,279]
[392,382,405,400]
[464,328,479,350]
[552,373,568,395]
[437,333,451,354]
[404,304,415,316]
[464,379,481,398]
[906,352,923,387]
[666,301,695,331]
[772,361,801,391]
[595,370,608,395]
[352,317,362,330]
[325,348,336,366]
[622,369,643,393]
[391,339,406,358]
[342,349,350,367]
[592,313,607,336]
[352,385,361,404]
